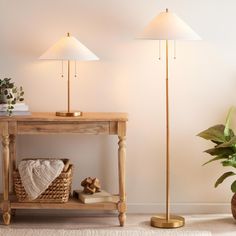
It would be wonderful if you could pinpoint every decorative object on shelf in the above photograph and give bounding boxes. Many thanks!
[81,177,101,194]
[0,103,28,111]
[0,103,30,116]
[0,78,25,116]
[73,189,119,204]
[197,107,236,220]
[19,159,65,200]
[13,158,73,203]
[138,8,201,228]
[39,32,99,117]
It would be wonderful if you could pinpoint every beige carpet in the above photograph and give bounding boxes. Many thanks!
[0,228,211,236]
[1,213,236,236]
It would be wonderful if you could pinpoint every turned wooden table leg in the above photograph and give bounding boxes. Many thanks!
[2,201,11,225]
[117,121,127,227]
[9,134,16,193]
[2,131,11,225]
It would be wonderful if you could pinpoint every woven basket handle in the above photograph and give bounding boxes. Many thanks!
[62,159,70,172]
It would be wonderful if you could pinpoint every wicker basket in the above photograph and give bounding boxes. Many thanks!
[13,158,73,203]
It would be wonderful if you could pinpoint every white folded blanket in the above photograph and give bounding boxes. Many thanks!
[18,159,64,200]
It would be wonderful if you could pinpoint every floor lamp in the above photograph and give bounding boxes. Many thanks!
[139,9,201,228]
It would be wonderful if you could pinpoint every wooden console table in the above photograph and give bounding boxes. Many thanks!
[0,112,127,226]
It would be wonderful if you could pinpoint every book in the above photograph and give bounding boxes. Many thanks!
[0,111,31,116]
[0,103,29,112]
[73,190,119,204]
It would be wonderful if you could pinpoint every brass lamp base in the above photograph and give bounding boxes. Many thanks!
[55,111,82,117]
[151,215,185,228]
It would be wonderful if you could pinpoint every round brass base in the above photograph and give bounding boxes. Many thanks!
[55,111,82,117]
[151,215,185,228]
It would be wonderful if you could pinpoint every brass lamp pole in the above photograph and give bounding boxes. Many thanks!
[139,8,201,228]
[165,39,170,222]
[67,59,71,113]
[166,39,176,222]
[56,33,82,117]
[150,38,185,228]
[56,59,81,116]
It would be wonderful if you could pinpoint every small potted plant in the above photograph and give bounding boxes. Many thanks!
[0,78,24,116]
[197,107,236,219]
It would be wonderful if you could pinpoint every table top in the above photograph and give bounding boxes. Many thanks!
[0,112,128,122]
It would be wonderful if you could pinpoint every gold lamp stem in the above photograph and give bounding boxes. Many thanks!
[55,34,82,117]
[150,39,184,228]
[165,39,170,221]
[166,13,170,221]
[67,60,71,113]
[67,33,71,113]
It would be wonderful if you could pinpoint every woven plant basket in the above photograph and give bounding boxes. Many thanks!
[13,159,73,203]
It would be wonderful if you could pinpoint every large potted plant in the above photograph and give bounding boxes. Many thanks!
[198,108,236,219]
[0,78,24,116]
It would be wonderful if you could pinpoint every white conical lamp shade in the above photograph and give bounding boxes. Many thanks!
[139,9,201,40]
[39,33,99,61]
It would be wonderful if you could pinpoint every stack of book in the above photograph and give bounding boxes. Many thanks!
[73,190,119,204]
[0,103,30,116]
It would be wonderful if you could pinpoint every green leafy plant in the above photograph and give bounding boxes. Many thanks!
[0,78,24,116]
[197,107,236,192]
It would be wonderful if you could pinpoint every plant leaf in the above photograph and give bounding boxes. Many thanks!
[197,125,227,143]
[224,107,235,137]
[212,140,222,145]
[215,171,236,188]
[205,147,234,156]
[203,155,229,166]
[232,181,236,192]
[222,156,236,168]
[217,136,236,148]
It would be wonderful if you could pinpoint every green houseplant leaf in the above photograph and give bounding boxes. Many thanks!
[197,125,227,143]
[231,181,236,192]
[205,147,234,156]
[203,154,229,166]
[224,107,235,138]
[197,107,236,193]
[217,136,236,148]
[215,171,236,188]
[221,155,236,168]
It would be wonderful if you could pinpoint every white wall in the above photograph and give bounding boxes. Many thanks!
[1,0,236,214]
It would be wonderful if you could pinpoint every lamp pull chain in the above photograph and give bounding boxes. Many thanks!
[158,40,161,60]
[173,40,176,59]
[61,60,64,78]
[74,61,77,78]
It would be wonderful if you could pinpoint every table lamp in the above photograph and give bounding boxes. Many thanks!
[40,33,99,117]
[138,9,201,228]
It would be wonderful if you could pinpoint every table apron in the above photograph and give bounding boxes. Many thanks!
[13,121,118,135]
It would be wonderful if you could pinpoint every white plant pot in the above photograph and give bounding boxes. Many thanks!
[1,89,16,104]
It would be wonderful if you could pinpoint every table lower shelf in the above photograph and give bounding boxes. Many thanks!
[2,195,119,210]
